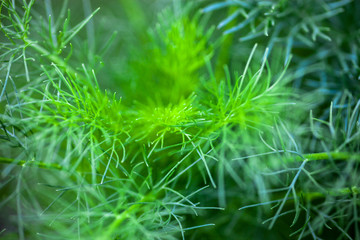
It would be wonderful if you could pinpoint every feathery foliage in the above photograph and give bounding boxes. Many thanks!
[0,0,359,239]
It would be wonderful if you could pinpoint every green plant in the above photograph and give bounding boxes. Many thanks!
[0,0,359,239]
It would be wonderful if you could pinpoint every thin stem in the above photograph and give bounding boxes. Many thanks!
[302,152,360,162]
[0,156,64,171]
[233,150,360,162]
[302,186,359,200]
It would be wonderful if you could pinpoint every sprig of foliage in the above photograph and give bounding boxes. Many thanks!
[0,0,359,239]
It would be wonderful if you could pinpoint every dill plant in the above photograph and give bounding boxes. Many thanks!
[0,0,359,239]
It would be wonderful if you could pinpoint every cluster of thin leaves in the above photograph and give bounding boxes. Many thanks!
[0,1,289,239]
[0,1,219,239]
[0,0,359,239]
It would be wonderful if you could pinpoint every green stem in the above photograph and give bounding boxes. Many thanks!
[301,152,360,162]
[266,152,360,204]
[279,152,360,202]
[300,152,360,200]
[0,156,64,171]
[302,186,359,201]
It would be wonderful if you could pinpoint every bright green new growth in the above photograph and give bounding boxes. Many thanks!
[125,11,213,105]
[0,0,359,240]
